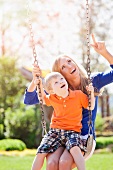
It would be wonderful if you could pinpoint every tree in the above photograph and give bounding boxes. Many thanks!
[77,0,113,72]
[0,57,27,138]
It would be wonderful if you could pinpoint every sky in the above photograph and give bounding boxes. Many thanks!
[1,0,113,95]
[1,0,113,68]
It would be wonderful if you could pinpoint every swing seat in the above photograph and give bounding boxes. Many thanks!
[84,134,94,158]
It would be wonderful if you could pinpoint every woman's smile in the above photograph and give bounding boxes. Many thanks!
[70,69,76,74]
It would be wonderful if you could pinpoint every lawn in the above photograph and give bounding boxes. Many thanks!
[0,153,113,170]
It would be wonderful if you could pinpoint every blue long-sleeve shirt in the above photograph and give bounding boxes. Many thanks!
[24,65,113,139]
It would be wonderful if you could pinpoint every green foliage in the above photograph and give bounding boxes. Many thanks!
[0,139,26,151]
[103,115,113,132]
[0,57,27,137]
[95,114,105,132]
[0,57,27,109]
[0,124,4,139]
[4,104,43,148]
[96,137,113,149]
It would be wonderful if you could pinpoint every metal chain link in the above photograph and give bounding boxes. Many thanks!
[86,0,93,135]
[27,1,47,136]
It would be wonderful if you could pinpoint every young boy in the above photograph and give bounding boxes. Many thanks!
[32,72,95,170]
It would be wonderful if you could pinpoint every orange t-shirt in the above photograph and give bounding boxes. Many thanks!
[44,89,88,132]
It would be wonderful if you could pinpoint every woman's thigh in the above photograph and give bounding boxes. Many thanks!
[59,149,74,170]
[46,147,64,170]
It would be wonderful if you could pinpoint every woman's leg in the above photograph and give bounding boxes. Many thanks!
[59,149,74,170]
[46,147,64,170]
[31,153,47,170]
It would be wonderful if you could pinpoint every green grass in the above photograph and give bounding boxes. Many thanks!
[0,156,35,170]
[86,153,113,170]
[0,153,113,170]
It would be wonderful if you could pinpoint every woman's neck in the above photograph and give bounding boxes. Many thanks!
[68,78,81,90]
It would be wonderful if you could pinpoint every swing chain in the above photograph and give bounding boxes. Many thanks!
[27,1,38,64]
[27,1,47,136]
[86,0,93,133]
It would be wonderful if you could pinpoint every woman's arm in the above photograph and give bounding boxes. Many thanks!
[91,34,113,64]
[24,89,39,105]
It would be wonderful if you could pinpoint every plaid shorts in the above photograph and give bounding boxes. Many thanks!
[37,128,86,153]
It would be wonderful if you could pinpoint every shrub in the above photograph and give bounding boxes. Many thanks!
[4,104,43,148]
[96,136,113,149]
[95,114,105,133]
[0,57,27,138]
[0,139,26,151]
[0,124,4,139]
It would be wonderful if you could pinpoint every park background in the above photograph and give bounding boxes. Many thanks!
[0,0,113,170]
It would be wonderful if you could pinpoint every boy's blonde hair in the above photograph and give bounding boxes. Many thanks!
[44,72,63,94]
[52,54,103,96]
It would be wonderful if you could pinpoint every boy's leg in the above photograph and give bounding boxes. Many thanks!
[70,146,85,170]
[66,131,86,170]
[32,128,62,170]
[32,153,47,170]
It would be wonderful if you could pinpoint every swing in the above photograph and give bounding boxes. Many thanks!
[84,0,94,158]
[27,0,94,156]
[27,1,47,137]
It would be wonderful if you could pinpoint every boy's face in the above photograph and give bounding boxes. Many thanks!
[51,75,68,97]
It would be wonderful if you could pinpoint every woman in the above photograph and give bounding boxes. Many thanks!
[24,34,113,170]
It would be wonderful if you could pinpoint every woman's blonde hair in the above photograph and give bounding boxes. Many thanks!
[52,54,103,96]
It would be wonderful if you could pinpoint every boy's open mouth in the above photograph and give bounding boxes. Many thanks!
[61,84,65,88]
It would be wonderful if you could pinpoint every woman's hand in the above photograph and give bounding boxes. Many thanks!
[91,34,107,56]
[91,34,113,64]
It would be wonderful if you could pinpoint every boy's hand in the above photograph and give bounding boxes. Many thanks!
[86,83,94,93]
[34,77,42,86]
[32,63,42,80]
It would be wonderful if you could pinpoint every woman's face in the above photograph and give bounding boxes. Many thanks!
[59,56,80,81]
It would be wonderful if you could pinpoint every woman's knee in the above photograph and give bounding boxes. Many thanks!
[46,159,59,170]
[46,147,64,170]
[59,159,72,169]
[59,152,73,169]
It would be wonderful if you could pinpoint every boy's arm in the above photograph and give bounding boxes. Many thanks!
[89,91,95,110]
[34,77,46,105]
[86,83,95,110]
[27,80,37,92]
[27,63,42,92]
